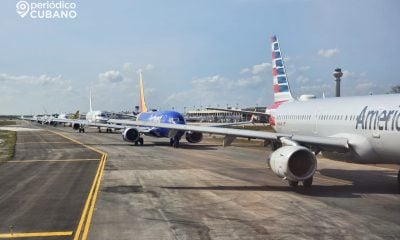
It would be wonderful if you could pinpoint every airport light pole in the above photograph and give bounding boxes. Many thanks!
[333,68,343,97]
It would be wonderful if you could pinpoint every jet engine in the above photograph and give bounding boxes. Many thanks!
[122,128,140,142]
[72,122,81,130]
[185,131,203,143]
[268,146,317,183]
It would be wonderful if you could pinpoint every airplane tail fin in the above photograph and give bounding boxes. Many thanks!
[271,35,294,104]
[71,110,80,119]
[139,71,148,113]
[89,89,93,112]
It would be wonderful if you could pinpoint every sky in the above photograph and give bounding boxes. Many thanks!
[0,0,399,115]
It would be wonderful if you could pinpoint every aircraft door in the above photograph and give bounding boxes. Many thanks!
[313,111,319,134]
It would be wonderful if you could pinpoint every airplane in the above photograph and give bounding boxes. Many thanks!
[49,91,111,132]
[106,71,203,147]
[104,35,400,188]
[49,110,80,126]
[99,72,251,147]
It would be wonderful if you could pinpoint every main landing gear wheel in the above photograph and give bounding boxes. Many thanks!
[134,137,144,146]
[303,176,313,187]
[398,170,400,184]
[106,128,112,133]
[79,128,85,133]
[397,170,400,192]
[288,176,313,188]
[170,137,180,148]
[288,180,299,187]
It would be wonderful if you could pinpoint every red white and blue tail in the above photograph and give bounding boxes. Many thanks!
[271,35,294,104]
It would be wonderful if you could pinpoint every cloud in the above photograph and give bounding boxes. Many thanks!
[342,70,357,78]
[98,70,124,83]
[295,75,310,84]
[237,76,263,87]
[136,63,156,74]
[122,62,133,72]
[252,62,271,74]
[191,75,227,90]
[317,48,339,58]
[145,64,155,71]
[0,73,65,85]
[240,68,250,74]
[298,66,311,71]
[240,62,271,75]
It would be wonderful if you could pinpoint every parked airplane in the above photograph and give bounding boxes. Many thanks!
[104,35,400,188]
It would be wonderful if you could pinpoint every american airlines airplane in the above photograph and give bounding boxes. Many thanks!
[105,35,400,188]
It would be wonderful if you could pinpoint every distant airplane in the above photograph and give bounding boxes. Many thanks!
[104,35,400,188]
[22,110,80,125]
[49,91,111,132]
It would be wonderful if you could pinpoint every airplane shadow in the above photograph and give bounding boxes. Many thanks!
[82,142,219,150]
[161,169,399,198]
[143,141,219,150]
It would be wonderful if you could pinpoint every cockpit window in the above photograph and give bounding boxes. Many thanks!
[169,117,184,123]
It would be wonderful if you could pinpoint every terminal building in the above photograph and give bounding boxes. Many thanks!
[184,107,267,123]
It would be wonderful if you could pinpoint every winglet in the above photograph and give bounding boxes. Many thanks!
[139,71,148,113]
[271,35,294,103]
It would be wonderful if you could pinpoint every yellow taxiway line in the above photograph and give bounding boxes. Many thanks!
[0,231,72,238]
[74,154,106,240]
[17,133,57,136]
[16,141,75,144]
[1,159,100,163]
[0,130,106,239]
[47,130,107,240]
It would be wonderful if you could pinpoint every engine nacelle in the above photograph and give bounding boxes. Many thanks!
[72,122,81,130]
[185,131,203,143]
[122,128,140,142]
[268,146,317,182]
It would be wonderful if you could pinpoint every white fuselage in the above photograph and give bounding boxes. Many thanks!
[272,94,400,163]
[85,110,109,123]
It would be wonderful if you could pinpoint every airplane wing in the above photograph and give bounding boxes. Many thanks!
[106,119,349,151]
[206,107,269,116]
[21,116,36,121]
[87,121,152,133]
[188,121,261,127]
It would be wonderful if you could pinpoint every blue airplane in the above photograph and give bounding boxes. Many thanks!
[111,72,202,147]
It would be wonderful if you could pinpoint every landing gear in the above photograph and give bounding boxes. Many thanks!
[398,170,400,184]
[288,176,313,188]
[397,170,400,191]
[98,127,102,133]
[170,137,180,148]
[78,127,85,133]
[106,128,112,133]
[134,137,144,146]
[288,180,299,187]
[303,176,313,187]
